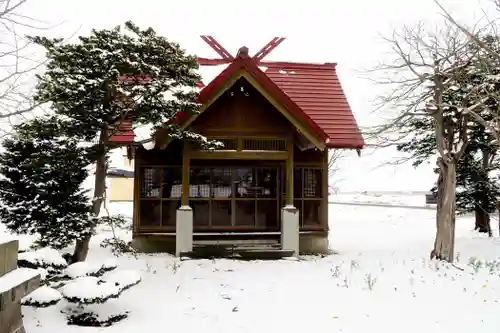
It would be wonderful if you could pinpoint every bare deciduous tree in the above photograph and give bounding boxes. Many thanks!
[435,0,500,234]
[0,0,48,136]
[370,23,490,262]
[434,0,500,136]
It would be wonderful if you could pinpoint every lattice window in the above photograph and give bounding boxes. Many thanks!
[212,167,233,198]
[190,167,211,198]
[303,168,322,198]
[243,139,287,151]
[140,168,161,197]
[163,168,182,198]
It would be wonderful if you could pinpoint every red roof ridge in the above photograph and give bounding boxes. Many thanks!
[196,59,338,70]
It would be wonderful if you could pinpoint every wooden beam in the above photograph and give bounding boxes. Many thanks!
[253,37,286,63]
[189,150,288,160]
[200,35,234,61]
[286,137,294,206]
[181,144,190,206]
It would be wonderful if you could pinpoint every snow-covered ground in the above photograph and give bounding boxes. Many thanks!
[330,192,430,207]
[3,202,500,332]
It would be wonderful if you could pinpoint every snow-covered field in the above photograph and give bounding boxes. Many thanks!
[3,202,500,332]
[330,192,430,207]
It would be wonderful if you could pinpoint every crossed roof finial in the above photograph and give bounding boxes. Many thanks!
[198,36,286,65]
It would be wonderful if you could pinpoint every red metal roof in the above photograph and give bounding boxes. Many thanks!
[195,48,329,145]
[110,44,364,150]
[109,118,135,145]
[263,62,364,149]
[195,50,364,149]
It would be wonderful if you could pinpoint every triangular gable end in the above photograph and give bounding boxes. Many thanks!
[178,47,328,150]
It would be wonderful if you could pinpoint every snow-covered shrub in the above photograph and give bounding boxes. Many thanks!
[66,311,129,327]
[61,270,141,326]
[19,247,141,327]
[17,248,71,288]
[100,238,137,258]
[63,260,117,279]
[22,286,63,307]
[18,248,68,270]
[468,257,483,273]
[99,215,137,258]
[61,270,141,304]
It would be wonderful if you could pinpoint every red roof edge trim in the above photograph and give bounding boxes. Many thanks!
[197,62,240,104]
[326,141,364,150]
[197,57,231,66]
[169,63,238,126]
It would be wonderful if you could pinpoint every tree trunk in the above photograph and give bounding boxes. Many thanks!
[431,160,457,262]
[72,132,108,263]
[474,205,492,236]
[474,149,492,237]
[498,202,500,237]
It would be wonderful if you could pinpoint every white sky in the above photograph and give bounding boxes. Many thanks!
[16,0,498,191]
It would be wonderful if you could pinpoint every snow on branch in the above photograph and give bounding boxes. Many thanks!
[60,270,141,305]
[22,285,62,307]
[63,260,118,279]
[18,248,68,270]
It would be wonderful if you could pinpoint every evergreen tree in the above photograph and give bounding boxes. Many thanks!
[0,118,95,249]
[397,35,500,235]
[28,21,215,261]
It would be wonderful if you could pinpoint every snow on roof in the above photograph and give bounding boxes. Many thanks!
[107,168,134,178]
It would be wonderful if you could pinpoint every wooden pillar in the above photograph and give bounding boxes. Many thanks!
[285,137,294,206]
[181,143,190,206]
[321,149,329,229]
[282,136,299,256]
[176,142,193,256]
[132,149,140,235]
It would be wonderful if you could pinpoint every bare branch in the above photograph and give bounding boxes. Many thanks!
[0,0,65,137]
[435,0,500,61]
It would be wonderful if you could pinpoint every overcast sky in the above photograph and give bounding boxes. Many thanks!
[16,0,498,191]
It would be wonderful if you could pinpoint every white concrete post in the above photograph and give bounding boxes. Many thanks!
[175,206,193,256]
[281,205,299,257]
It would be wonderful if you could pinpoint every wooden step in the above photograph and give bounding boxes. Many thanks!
[237,249,294,260]
[180,248,293,260]
[193,239,280,247]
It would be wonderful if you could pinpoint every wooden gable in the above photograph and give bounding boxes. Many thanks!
[190,78,292,137]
